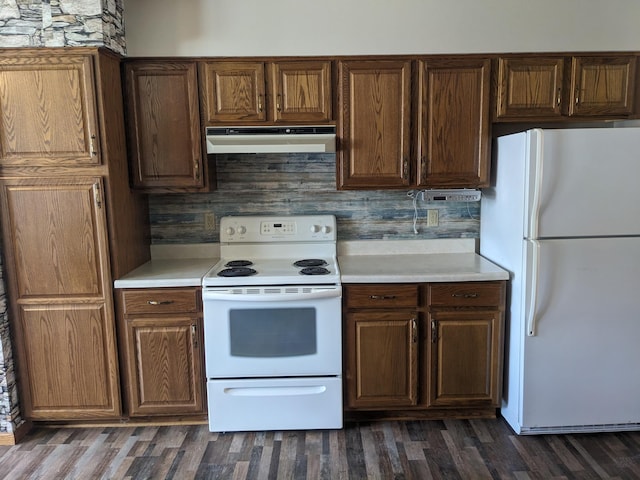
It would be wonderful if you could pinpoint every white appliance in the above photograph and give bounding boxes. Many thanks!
[202,215,343,432]
[480,125,640,435]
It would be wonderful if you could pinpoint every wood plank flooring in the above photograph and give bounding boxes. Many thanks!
[1,418,639,479]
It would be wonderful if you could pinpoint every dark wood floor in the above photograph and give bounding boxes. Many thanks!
[1,418,639,479]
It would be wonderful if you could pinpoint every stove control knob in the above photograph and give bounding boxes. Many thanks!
[237,226,246,234]
[321,225,331,234]
[225,227,235,236]
[310,225,321,233]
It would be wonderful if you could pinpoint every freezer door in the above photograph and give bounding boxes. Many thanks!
[520,237,640,432]
[526,127,640,238]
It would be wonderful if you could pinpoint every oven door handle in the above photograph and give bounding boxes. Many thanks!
[203,288,342,302]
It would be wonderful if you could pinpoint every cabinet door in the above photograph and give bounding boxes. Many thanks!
[417,58,491,188]
[338,60,412,189]
[0,54,100,166]
[124,61,206,191]
[0,177,120,419]
[199,61,266,124]
[271,61,332,123]
[496,57,565,118]
[569,56,637,116]
[345,311,418,408]
[427,310,503,407]
[125,316,204,416]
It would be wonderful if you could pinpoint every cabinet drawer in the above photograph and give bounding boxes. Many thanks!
[121,288,201,314]
[428,282,504,308]
[344,284,418,309]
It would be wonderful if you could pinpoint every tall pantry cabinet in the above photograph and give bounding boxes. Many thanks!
[0,48,150,420]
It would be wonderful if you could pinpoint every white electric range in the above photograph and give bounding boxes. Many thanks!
[202,215,343,432]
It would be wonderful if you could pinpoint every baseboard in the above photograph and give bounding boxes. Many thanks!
[0,421,32,445]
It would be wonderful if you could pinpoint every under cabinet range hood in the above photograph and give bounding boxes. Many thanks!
[206,126,336,154]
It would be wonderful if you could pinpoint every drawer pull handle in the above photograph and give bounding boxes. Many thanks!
[369,295,397,300]
[147,300,174,306]
[452,293,478,299]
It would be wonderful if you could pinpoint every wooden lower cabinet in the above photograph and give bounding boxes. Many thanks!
[116,288,205,417]
[343,281,505,419]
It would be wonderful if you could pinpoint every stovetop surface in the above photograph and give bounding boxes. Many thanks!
[202,215,340,287]
[203,256,340,287]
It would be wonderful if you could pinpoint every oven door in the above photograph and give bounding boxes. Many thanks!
[202,285,342,378]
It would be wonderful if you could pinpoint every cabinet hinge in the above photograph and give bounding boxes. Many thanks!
[93,183,102,209]
[191,324,198,348]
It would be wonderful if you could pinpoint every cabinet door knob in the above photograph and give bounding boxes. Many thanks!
[258,94,264,112]
[412,317,418,343]
[431,320,438,343]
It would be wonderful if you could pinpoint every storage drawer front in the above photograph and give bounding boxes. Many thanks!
[428,282,503,307]
[121,288,200,314]
[345,284,418,308]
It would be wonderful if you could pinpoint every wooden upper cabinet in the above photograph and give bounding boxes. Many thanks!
[496,54,637,120]
[124,60,208,192]
[270,61,332,123]
[0,54,101,167]
[338,60,412,189]
[496,56,565,118]
[417,58,491,188]
[570,55,636,116]
[199,60,332,125]
[200,61,266,124]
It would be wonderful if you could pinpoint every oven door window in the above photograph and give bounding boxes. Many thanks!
[229,307,317,357]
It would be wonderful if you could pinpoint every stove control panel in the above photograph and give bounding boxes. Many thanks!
[220,215,336,243]
[261,221,296,235]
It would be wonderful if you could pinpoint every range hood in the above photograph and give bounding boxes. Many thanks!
[206,126,336,154]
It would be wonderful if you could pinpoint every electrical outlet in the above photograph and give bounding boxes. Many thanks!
[204,213,216,230]
[426,209,439,227]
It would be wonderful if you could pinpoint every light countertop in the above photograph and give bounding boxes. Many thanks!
[113,239,509,288]
[338,252,508,283]
[113,257,217,289]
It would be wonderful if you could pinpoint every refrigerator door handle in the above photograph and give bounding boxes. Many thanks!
[527,240,541,336]
[529,130,544,239]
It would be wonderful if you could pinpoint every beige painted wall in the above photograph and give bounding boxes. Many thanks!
[123,0,640,57]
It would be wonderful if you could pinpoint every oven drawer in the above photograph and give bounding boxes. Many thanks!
[207,377,343,432]
[121,287,201,314]
[428,282,504,308]
[344,284,418,309]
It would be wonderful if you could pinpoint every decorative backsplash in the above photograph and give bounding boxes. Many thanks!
[149,153,480,244]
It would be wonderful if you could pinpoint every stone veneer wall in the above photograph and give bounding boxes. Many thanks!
[0,0,125,437]
[0,0,125,53]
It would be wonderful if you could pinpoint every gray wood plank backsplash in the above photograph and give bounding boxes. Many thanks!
[149,153,480,243]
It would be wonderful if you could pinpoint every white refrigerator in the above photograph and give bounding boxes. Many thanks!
[480,125,640,435]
